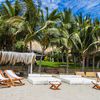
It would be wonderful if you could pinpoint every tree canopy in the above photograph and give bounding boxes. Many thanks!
[0,0,100,72]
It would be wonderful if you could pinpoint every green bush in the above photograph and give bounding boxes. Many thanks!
[15,41,27,52]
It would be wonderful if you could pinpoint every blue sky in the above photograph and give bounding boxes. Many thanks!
[0,0,100,20]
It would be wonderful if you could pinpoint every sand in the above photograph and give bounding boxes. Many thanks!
[0,79,100,100]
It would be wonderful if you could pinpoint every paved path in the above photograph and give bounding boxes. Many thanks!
[0,79,100,100]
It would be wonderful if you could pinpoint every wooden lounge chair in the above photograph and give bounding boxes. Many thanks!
[4,70,25,86]
[75,72,85,77]
[96,72,100,82]
[0,70,11,87]
[91,72,100,90]
[86,72,96,77]
[91,81,100,90]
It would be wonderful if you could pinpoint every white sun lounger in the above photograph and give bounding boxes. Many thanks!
[28,74,61,85]
[59,75,96,85]
[0,74,9,81]
[28,74,52,77]
[59,75,82,78]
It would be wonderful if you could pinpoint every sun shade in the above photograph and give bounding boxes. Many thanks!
[0,51,36,65]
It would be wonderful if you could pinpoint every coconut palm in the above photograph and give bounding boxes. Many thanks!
[0,0,99,74]
[75,14,100,71]
[24,7,61,72]
[35,27,60,73]
[0,0,21,18]
[54,9,81,73]
[0,16,16,50]
[3,0,41,52]
[0,0,23,50]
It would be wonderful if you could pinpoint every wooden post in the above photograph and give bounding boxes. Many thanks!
[28,65,30,74]
[30,63,33,74]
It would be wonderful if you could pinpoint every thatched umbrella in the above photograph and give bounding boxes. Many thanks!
[0,51,36,74]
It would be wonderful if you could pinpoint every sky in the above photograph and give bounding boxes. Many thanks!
[0,0,100,20]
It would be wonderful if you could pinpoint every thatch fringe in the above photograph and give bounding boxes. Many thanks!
[0,51,36,65]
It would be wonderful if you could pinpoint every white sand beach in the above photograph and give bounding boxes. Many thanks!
[0,79,100,100]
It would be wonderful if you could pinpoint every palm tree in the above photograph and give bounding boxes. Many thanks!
[0,0,21,18]
[0,0,23,51]
[0,16,16,50]
[22,0,41,52]
[4,0,41,52]
[35,27,60,73]
[55,9,81,73]
[24,6,61,72]
[75,14,100,71]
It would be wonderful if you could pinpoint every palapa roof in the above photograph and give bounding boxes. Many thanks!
[0,51,36,65]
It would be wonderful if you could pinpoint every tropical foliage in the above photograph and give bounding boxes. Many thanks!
[0,0,100,72]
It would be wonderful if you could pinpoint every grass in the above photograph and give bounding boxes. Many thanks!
[36,61,98,70]
[36,61,80,68]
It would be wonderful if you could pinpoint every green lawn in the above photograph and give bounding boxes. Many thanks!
[36,61,98,70]
[36,61,80,68]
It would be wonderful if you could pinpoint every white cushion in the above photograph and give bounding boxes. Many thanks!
[82,78,96,85]
[60,77,96,85]
[28,77,48,85]
[59,75,82,78]
[67,78,82,85]
[27,76,61,85]
[6,70,20,78]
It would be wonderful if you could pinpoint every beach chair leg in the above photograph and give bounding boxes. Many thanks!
[0,81,11,87]
[92,82,100,89]
[92,81,97,88]
[92,84,98,89]
[12,80,25,86]
[19,80,25,85]
[53,83,61,90]
[50,83,61,90]
[56,83,61,89]
[50,85,54,89]
[10,80,16,86]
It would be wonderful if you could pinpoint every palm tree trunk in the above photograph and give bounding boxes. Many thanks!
[92,55,95,72]
[65,52,69,74]
[57,57,59,62]
[86,57,89,68]
[96,61,100,68]
[51,51,54,62]
[74,56,76,71]
[38,50,44,73]
[50,52,52,61]
[62,52,64,62]
[82,56,85,71]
